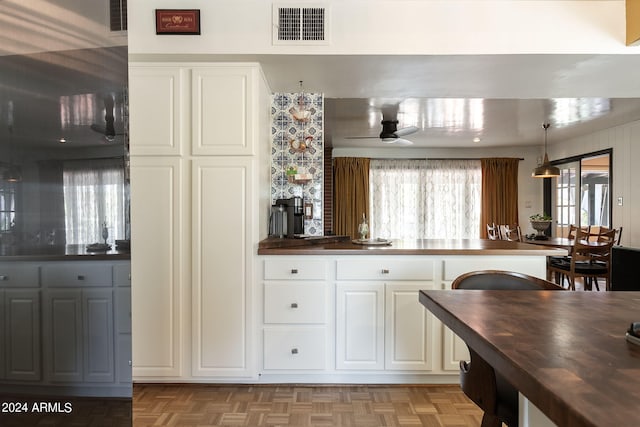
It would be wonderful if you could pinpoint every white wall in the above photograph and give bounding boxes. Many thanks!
[333,145,545,233]
[549,119,640,247]
[0,0,126,55]
[128,1,635,55]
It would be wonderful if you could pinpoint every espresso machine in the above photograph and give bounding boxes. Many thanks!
[269,197,304,238]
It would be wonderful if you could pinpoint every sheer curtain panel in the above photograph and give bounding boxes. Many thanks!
[369,159,481,239]
[63,158,125,245]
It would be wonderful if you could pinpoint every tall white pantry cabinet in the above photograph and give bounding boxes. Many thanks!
[128,63,271,380]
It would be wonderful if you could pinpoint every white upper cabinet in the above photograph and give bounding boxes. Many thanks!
[191,66,259,156]
[129,65,186,156]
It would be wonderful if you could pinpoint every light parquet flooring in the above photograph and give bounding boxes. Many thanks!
[133,384,483,427]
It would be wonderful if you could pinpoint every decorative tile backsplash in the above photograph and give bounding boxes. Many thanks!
[271,92,324,236]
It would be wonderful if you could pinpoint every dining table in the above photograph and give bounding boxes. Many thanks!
[523,236,576,249]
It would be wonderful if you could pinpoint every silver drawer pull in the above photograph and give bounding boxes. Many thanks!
[291,269,299,274]
[290,303,298,309]
[291,348,299,354]
[0,275,8,281]
[381,269,390,274]
[77,275,85,280]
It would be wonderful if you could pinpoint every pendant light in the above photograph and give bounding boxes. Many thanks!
[3,104,22,183]
[532,123,560,178]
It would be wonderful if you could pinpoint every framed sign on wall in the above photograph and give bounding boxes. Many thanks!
[155,9,201,35]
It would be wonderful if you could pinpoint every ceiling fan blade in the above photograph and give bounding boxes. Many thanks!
[395,125,419,137]
[344,136,379,139]
[381,137,413,146]
[394,138,414,146]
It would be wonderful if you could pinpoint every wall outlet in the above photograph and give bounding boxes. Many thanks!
[618,196,624,206]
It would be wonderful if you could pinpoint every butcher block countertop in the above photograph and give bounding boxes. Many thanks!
[419,290,640,427]
[258,237,566,256]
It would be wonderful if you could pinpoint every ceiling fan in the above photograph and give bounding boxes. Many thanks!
[346,105,419,145]
[90,94,124,142]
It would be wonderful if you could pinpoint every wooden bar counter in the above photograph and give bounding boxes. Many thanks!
[258,237,566,256]
[419,290,640,427]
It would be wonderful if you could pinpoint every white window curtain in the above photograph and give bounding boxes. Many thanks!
[63,158,125,245]
[369,159,481,239]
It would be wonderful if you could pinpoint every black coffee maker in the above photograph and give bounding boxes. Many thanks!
[271,197,304,238]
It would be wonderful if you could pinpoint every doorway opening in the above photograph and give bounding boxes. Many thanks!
[545,149,612,238]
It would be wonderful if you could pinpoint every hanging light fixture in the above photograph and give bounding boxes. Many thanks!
[532,123,560,178]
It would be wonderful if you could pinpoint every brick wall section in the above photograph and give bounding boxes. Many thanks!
[324,146,333,235]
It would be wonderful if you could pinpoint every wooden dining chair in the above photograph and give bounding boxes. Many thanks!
[486,223,501,240]
[547,229,616,291]
[451,270,564,427]
[549,224,590,287]
[568,224,590,239]
[499,224,522,242]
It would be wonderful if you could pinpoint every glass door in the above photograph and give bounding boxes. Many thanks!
[553,162,580,238]
[550,152,611,237]
[580,154,610,231]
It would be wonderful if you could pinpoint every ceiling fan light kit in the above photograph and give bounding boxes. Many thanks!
[532,123,560,178]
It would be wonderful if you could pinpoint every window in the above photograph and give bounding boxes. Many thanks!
[369,159,481,239]
[0,181,16,232]
[63,158,125,245]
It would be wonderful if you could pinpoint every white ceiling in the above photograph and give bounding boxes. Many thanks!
[3,49,640,149]
[246,53,640,149]
[0,47,128,148]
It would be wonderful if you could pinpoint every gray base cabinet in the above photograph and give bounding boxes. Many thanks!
[1,260,130,397]
[4,289,41,381]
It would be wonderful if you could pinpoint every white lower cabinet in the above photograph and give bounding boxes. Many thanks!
[335,282,434,371]
[263,327,326,370]
[335,283,384,370]
[384,283,434,371]
[261,257,440,381]
[262,281,328,371]
[258,254,547,383]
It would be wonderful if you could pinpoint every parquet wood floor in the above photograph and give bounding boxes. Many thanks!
[0,384,483,426]
[133,384,483,427]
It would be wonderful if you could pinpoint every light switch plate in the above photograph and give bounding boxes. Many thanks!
[618,197,624,206]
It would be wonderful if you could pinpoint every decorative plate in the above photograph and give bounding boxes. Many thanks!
[352,238,392,246]
[86,243,111,252]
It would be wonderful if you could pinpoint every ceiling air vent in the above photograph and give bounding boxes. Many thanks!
[110,0,127,32]
[273,4,329,45]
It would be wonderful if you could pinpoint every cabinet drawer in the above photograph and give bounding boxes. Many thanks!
[114,263,131,286]
[42,263,113,287]
[264,283,326,324]
[263,327,326,370]
[0,264,40,287]
[264,259,327,280]
[336,259,434,281]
